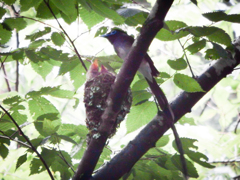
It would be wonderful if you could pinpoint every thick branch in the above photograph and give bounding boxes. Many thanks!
[91,38,240,179]
[73,0,174,179]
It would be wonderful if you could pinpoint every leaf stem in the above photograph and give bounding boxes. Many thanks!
[178,39,195,78]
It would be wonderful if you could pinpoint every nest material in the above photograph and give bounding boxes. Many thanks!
[84,72,132,143]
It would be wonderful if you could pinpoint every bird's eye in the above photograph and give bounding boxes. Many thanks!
[111,30,117,35]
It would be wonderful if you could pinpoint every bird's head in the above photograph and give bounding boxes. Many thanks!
[86,60,113,81]
[101,29,126,44]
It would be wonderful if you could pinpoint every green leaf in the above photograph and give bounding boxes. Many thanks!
[3,18,27,31]
[12,49,24,60]
[132,90,151,105]
[159,72,171,79]
[155,135,169,147]
[42,119,60,136]
[173,73,204,92]
[30,61,53,80]
[190,0,197,6]
[167,58,187,70]
[87,0,124,24]
[126,101,157,133]
[0,119,14,132]
[205,49,219,60]
[29,39,46,49]
[79,6,105,29]
[183,26,232,47]
[50,150,72,179]
[51,32,65,46]
[78,0,92,11]
[171,154,199,178]
[57,135,77,144]
[0,24,12,44]
[25,50,49,63]
[30,158,46,175]
[187,151,215,168]
[51,0,77,24]
[172,138,198,153]
[40,46,69,61]
[59,56,80,75]
[96,55,123,70]
[203,11,240,23]
[156,21,189,41]
[125,12,148,26]
[16,154,27,170]
[60,58,90,90]
[205,42,229,60]
[25,27,51,41]
[132,79,149,91]
[30,138,44,149]
[0,143,8,159]
[207,27,232,47]
[3,95,23,106]
[186,39,206,54]
[70,62,87,90]
[224,14,240,23]
[2,0,15,5]
[0,7,6,19]
[28,96,59,119]
[36,1,60,19]
[57,124,88,138]
[178,116,196,125]
[95,26,108,37]
[20,0,42,11]
[183,26,217,37]
[34,114,61,137]
[0,105,27,131]
[27,86,74,99]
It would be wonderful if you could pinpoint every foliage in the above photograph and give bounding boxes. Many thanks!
[0,0,240,179]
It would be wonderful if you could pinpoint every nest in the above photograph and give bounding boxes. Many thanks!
[84,72,132,144]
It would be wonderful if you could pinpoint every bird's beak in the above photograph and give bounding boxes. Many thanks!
[100,34,108,38]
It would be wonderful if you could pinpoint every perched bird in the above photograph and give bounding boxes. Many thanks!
[101,29,170,113]
[84,60,132,144]
[102,30,188,178]
[101,29,159,82]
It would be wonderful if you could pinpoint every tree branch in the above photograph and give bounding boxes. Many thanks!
[73,0,174,179]
[0,105,55,180]
[10,5,20,92]
[91,37,240,179]
[43,0,88,72]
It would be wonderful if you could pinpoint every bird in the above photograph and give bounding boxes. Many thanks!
[101,29,159,82]
[101,29,170,113]
[101,30,188,178]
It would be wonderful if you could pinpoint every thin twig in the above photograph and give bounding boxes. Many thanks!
[178,39,195,78]
[1,59,11,92]
[43,0,88,72]
[10,5,20,92]
[57,143,75,173]
[209,159,240,164]
[0,134,31,148]
[20,16,61,31]
[234,113,240,134]
[0,105,55,180]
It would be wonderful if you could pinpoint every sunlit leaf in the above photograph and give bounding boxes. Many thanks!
[167,58,187,70]
[127,101,157,133]
[173,73,204,92]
